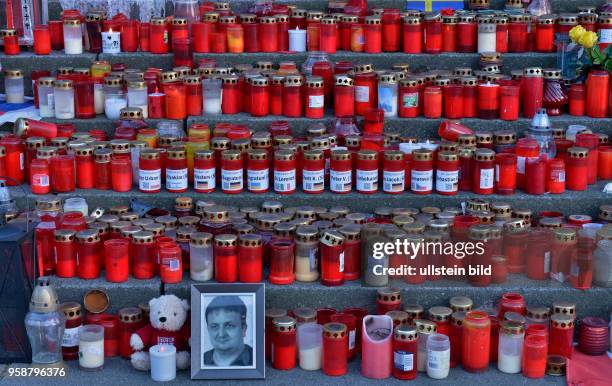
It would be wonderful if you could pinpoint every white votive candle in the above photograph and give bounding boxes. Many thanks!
[105,94,127,119]
[150,344,176,382]
[102,29,121,54]
[289,28,307,52]
[79,325,104,371]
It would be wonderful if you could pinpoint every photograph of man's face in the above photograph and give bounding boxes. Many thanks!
[201,294,255,369]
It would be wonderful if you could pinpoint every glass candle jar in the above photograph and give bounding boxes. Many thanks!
[575,133,599,185]
[549,314,574,359]
[273,150,296,194]
[398,79,419,118]
[221,150,243,194]
[272,316,297,370]
[164,147,188,193]
[150,18,169,54]
[322,323,348,376]
[382,9,401,52]
[330,150,352,194]
[472,148,495,195]
[497,321,524,374]
[304,76,324,118]
[441,15,457,52]
[565,147,589,191]
[258,16,278,52]
[423,86,442,118]
[161,78,187,120]
[221,75,240,114]
[76,229,102,279]
[213,234,238,283]
[354,68,377,116]
[193,149,215,193]
[4,70,24,104]
[128,231,155,280]
[434,151,458,195]
[245,149,268,193]
[427,333,450,379]
[236,233,262,283]
[498,293,526,319]
[499,84,520,120]
[301,150,325,194]
[110,156,132,192]
[138,149,161,193]
[508,14,528,52]
[250,77,269,117]
[494,153,517,194]
[443,84,463,119]
[37,77,56,118]
[355,150,378,194]
[320,230,345,286]
[126,81,148,118]
[53,80,75,120]
[546,158,565,194]
[402,16,422,53]
[567,83,586,116]
[282,75,303,117]
[63,19,83,54]
[364,16,382,53]
[477,18,496,53]
[535,15,555,52]
[54,230,77,278]
[203,77,222,115]
[75,146,95,189]
[60,302,82,360]
[411,149,434,194]
[423,13,442,54]
[50,154,75,192]
[103,239,129,283]
[294,225,319,282]
[1,29,20,55]
[187,232,213,281]
[319,18,337,53]
[461,311,490,373]
[551,228,576,283]
[522,334,547,378]
[542,69,568,116]
[477,82,500,119]
[515,137,540,189]
[268,238,295,285]
[521,67,544,118]
[381,151,403,194]
[334,75,355,117]
[392,324,417,379]
[378,74,398,117]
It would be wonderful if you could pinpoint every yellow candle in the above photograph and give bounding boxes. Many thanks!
[227,25,244,53]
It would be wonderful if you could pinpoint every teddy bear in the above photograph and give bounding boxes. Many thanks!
[130,294,191,371]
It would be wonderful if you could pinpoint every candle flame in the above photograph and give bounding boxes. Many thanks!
[109,28,113,33]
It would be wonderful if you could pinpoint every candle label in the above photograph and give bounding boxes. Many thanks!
[436,170,459,192]
[309,247,318,271]
[330,170,352,192]
[221,168,243,191]
[194,167,215,190]
[302,169,324,192]
[383,170,405,192]
[102,32,121,53]
[62,326,81,347]
[139,169,161,191]
[355,86,370,102]
[544,251,551,273]
[47,93,55,111]
[427,349,450,371]
[479,168,494,189]
[601,29,612,43]
[166,168,188,190]
[402,92,418,108]
[163,257,181,271]
[356,169,378,192]
[274,169,296,192]
[551,170,565,182]
[339,251,344,272]
[32,173,50,187]
[516,156,526,174]
[308,95,324,108]
[411,170,433,192]
[394,350,414,371]
[248,168,269,191]
[348,330,356,350]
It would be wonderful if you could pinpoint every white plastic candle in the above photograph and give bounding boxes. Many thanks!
[102,29,121,54]
[105,94,127,119]
[94,82,105,114]
[150,344,176,382]
[289,28,307,52]
[63,20,83,54]
[79,325,104,370]
[477,21,496,53]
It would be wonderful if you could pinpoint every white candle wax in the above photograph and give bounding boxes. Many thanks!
[102,30,121,54]
[150,344,176,382]
[105,97,127,119]
[64,36,83,54]
[289,29,307,52]
[94,83,105,114]
[299,345,322,370]
[79,325,104,370]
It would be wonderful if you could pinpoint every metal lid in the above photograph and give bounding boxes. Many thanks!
[60,302,82,320]
[118,307,143,323]
[546,355,567,376]
[552,301,576,317]
[501,320,524,335]
[429,306,453,322]
[377,287,401,302]
[449,296,473,312]
[214,233,238,247]
[550,313,574,329]
[272,315,296,331]
[293,308,317,324]
[415,319,437,333]
[83,288,109,314]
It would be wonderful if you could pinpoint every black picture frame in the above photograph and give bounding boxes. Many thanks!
[190,283,265,380]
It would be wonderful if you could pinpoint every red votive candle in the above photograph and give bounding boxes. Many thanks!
[238,234,263,283]
[575,133,599,184]
[364,16,382,53]
[54,230,77,278]
[322,322,348,376]
[424,13,442,54]
[149,18,169,54]
[461,311,490,373]
[33,25,51,55]
[272,316,297,370]
[599,146,612,179]
[525,155,547,195]
[499,84,520,121]
[259,16,278,52]
[441,15,457,52]
[76,229,102,280]
[402,16,422,53]
[50,155,75,192]
[269,238,295,285]
[319,17,337,53]
[381,9,401,52]
[423,86,442,118]
[104,239,129,283]
[214,234,238,282]
[565,147,589,191]
[320,230,345,286]
[118,308,144,359]
[521,67,544,118]
[131,231,156,279]
[478,82,500,119]
[377,288,401,315]
[444,84,464,119]
[494,153,517,194]
[586,70,609,118]
[120,20,139,52]
[549,314,574,359]
[111,157,132,192]
[159,243,183,284]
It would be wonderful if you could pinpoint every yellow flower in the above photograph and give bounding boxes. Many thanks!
[569,25,586,43]
[579,31,598,49]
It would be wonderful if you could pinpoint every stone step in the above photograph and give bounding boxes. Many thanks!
[36,114,612,137]
[50,274,612,319]
[9,181,609,216]
[1,356,566,385]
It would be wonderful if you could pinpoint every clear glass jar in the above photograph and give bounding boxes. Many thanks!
[297,323,323,370]
[527,108,556,159]
[427,333,450,379]
[63,19,83,54]
[105,92,128,120]
[301,51,331,75]
[190,232,214,281]
[173,0,200,24]
[63,197,88,216]
[38,77,56,117]
[53,80,75,119]
[4,69,24,103]
[593,240,612,287]
[377,74,398,117]
[497,321,524,374]
[25,311,65,364]
[202,77,222,114]
[127,81,148,118]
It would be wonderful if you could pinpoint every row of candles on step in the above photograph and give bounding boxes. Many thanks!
[8,60,612,120]
[5,118,611,196]
[56,289,175,380]
[264,295,609,379]
[28,196,612,288]
[6,6,612,56]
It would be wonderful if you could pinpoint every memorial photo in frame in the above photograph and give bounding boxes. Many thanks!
[191,283,265,379]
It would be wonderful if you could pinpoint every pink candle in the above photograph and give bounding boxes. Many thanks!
[361,315,393,379]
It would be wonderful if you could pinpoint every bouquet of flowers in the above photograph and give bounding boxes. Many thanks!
[569,25,612,76]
